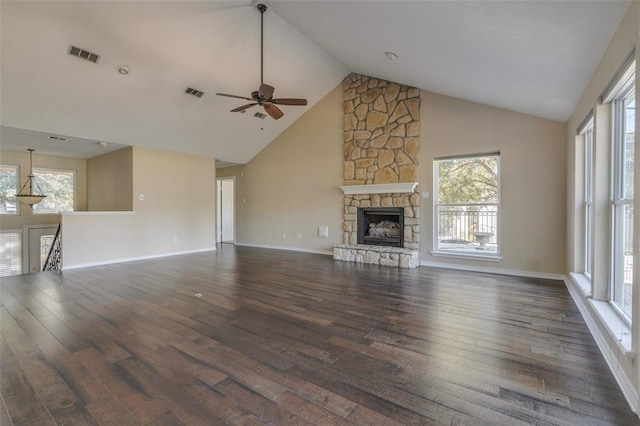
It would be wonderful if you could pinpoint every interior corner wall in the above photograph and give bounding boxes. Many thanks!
[62,146,216,267]
[224,83,344,253]
[131,146,216,253]
[419,91,567,274]
[87,147,133,211]
[563,0,639,411]
[0,149,87,230]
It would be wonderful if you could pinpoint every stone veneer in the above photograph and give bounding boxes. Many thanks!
[334,244,420,269]
[334,73,421,268]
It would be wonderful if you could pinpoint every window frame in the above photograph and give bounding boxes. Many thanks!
[609,77,634,323]
[432,153,501,259]
[32,167,77,214]
[581,121,595,281]
[0,164,20,215]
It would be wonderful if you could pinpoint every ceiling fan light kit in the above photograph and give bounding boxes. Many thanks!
[216,3,307,120]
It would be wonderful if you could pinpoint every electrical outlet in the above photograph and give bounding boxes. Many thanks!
[318,226,329,238]
[282,232,286,238]
[296,232,302,239]
[139,194,145,201]
[173,236,178,243]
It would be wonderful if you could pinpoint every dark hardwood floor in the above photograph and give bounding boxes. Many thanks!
[1,245,638,425]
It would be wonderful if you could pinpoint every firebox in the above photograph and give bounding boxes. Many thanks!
[357,207,404,247]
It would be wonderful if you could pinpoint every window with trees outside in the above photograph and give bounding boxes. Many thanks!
[434,153,500,256]
[0,165,19,215]
[33,168,75,214]
[611,81,634,320]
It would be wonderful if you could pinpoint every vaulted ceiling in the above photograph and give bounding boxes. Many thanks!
[0,1,630,163]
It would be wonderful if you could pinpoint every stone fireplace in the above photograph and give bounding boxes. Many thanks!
[333,73,420,268]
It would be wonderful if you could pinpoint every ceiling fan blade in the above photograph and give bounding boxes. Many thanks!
[258,84,275,99]
[264,104,284,120]
[271,98,308,106]
[231,103,257,112]
[216,93,253,101]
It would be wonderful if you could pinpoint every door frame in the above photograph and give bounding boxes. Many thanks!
[23,224,58,273]
[216,176,236,244]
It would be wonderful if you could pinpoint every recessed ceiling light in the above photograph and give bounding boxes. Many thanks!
[384,51,398,61]
[98,142,108,148]
[117,65,130,75]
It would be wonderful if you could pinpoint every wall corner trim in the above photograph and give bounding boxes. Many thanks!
[61,247,216,271]
[419,260,566,281]
[235,242,333,256]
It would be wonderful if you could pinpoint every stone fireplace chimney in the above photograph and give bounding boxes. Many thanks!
[335,73,421,268]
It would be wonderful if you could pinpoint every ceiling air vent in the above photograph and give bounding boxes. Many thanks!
[254,112,267,119]
[185,87,204,98]
[67,45,100,64]
[48,136,68,141]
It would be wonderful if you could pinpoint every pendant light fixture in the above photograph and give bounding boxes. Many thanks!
[16,148,47,206]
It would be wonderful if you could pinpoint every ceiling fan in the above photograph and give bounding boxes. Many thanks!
[216,3,307,120]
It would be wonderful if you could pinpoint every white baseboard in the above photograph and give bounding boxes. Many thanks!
[564,277,638,414]
[234,242,333,256]
[419,260,566,281]
[62,247,217,271]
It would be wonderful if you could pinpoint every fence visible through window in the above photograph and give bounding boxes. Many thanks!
[437,203,498,253]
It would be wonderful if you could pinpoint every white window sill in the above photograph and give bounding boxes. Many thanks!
[430,250,502,262]
[568,273,632,356]
[589,299,633,356]
[569,272,592,297]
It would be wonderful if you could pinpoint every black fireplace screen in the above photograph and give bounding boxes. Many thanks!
[357,207,404,247]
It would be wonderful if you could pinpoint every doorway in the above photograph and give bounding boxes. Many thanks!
[216,177,235,243]
[24,224,58,273]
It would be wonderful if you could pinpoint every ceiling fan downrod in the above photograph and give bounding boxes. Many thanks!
[215,2,307,120]
[258,3,266,86]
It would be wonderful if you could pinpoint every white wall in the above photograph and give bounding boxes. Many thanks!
[62,146,216,268]
[217,83,344,254]
[87,147,133,211]
[420,91,567,275]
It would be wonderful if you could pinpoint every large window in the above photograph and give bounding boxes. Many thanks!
[33,168,76,214]
[0,165,18,215]
[434,153,500,256]
[611,83,635,319]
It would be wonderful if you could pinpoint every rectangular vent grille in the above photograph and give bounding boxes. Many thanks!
[185,87,204,98]
[48,136,68,141]
[68,45,100,63]
[254,112,267,119]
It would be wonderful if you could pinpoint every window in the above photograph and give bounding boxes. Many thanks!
[609,64,635,320]
[434,153,500,256]
[582,121,595,280]
[33,168,75,214]
[0,231,21,277]
[0,165,19,215]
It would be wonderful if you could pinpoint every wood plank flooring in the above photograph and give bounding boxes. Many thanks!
[1,244,638,425]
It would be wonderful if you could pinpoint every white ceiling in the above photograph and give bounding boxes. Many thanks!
[0,1,630,164]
